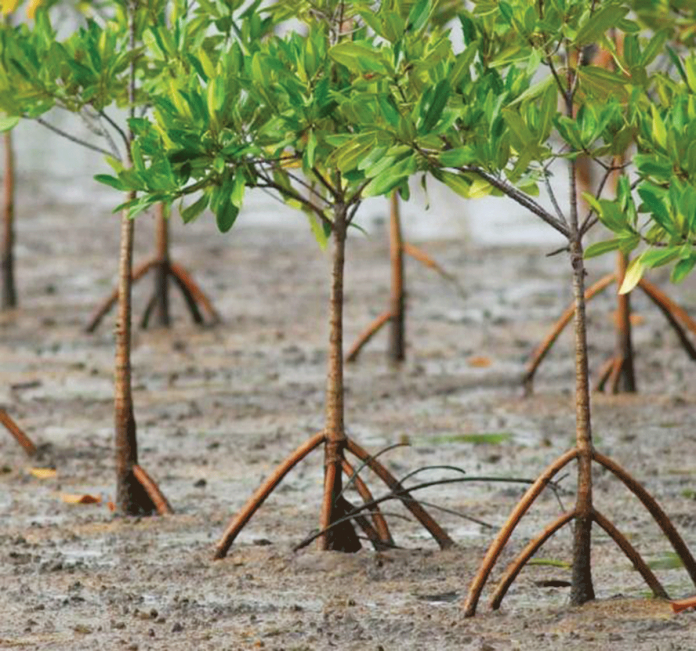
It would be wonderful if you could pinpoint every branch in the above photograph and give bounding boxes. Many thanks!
[35,118,114,158]
[458,165,571,237]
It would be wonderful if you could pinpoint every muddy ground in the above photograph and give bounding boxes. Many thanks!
[3,181,696,650]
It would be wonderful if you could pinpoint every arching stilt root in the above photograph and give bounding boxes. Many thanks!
[523,272,696,395]
[0,409,38,457]
[463,448,696,617]
[86,257,221,332]
[213,432,453,560]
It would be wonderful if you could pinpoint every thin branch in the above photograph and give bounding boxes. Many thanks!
[458,165,571,237]
[544,171,567,224]
[35,118,113,157]
[99,109,130,153]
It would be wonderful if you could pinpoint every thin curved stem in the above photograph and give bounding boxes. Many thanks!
[342,458,394,546]
[346,438,455,550]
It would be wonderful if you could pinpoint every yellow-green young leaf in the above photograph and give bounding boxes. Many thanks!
[584,239,621,259]
[618,257,645,295]
[439,147,475,167]
[437,171,471,198]
[469,177,493,198]
[650,105,667,149]
[0,116,19,131]
[306,212,329,250]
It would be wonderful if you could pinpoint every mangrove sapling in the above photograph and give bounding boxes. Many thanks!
[0,3,172,515]
[523,33,696,395]
[391,0,696,613]
[111,0,456,555]
[346,190,464,363]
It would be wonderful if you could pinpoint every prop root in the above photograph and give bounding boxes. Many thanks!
[213,432,452,559]
[464,448,692,616]
[0,409,37,457]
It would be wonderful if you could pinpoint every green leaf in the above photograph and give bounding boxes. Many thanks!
[94,174,126,191]
[180,193,209,224]
[439,147,475,167]
[671,257,696,284]
[574,5,629,47]
[640,247,680,269]
[584,239,621,259]
[0,116,20,132]
[407,0,432,32]
[421,80,450,133]
[215,201,239,233]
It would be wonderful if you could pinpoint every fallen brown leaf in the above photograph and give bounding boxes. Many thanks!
[468,356,492,368]
[60,493,101,505]
[27,467,57,479]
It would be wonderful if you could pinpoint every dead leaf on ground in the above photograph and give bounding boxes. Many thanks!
[60,493,101,505]
[27,467,57,479]
[467,356,492,368]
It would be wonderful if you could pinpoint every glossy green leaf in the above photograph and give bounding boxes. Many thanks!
[584,239,621,259]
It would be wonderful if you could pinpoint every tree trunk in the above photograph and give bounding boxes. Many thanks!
[569,237,595,604]
[613,251,636,393]
[318,205,360,552]
[387,191,406,363]
[152,203,171,328]
[2,130,16,310]
[114,193,155,515]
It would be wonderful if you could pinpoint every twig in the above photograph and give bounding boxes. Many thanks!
[35,118,113,157]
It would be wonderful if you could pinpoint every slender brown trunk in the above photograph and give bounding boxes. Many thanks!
[614,251,636,393]
[387,191,405,362]
[569,237,595,604]
[2,130,17,310]
[153,203,170,328]
[319,205,360,552]
[114,2,155,515]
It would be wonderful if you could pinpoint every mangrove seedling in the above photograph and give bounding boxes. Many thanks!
[390,0,696,613]
[0,1,174,514]
[111,0,456,555]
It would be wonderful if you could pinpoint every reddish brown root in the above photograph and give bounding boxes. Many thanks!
[639,279,696,360]
[345,311,392,362]
[342,458,394,547]
[341,496,385,550]
[402,242,457,284]
[592,509,668,600]
[0,409,37,457]
[523,274,615,394]
[671,596,696,614]
[132,464,173,515]
[592,450,696,587]
[490,510,576,610]
[170,262,222,325]
[464,447,579,617]
[346,438,455,550]
[86,259,221,332]
[594,357,615,392]
[85,259,157,332]
[214,432,325,560]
